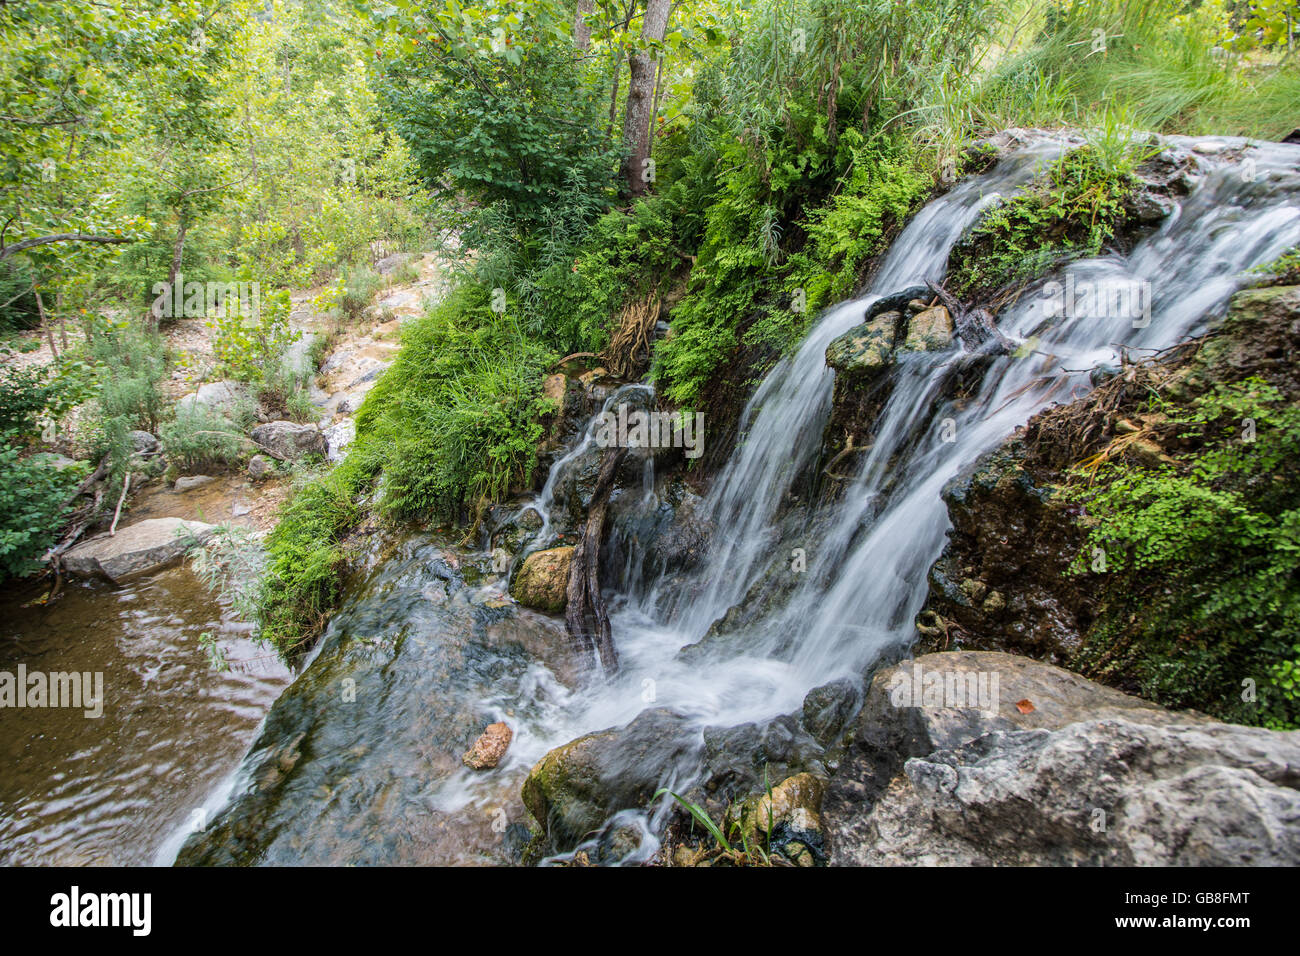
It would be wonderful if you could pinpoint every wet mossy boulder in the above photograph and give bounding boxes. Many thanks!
[509,546,573,613]
[521,708,699,852]
[825,312,898,380]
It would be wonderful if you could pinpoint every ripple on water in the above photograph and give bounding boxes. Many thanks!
[0,566,289,866]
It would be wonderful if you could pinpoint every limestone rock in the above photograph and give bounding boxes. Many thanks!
[62,517,214,583]
[249,420,326,461]
[823,651,1300,867]
[847,718,1300,866]
[462,722,513,770]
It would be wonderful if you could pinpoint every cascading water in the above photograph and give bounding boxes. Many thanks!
[174,134,1300,866]
[495,134,1300,839]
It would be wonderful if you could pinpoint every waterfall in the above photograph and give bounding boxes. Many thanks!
[502,134,1300,766]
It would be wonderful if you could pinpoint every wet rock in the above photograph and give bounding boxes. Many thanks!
[825,312,898,380]
[324,419,355,463]
[901,305,954,352]
[920,446,1090,662]
[522,708,700,852]
[489,506,543,557]
[62,517,214,583]
[482,610,582,688]
[463,722,513,770]
[1125,189,1176,223]
[696,712,826,813]
[173,475,215,492]
[508,546,573,613]
[249,421,327,461]
[247,455,272,480]
[647,487,713,574]
[801,677,863,747]
[176,379,250,416]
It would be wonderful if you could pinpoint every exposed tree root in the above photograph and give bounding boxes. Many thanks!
[565,447,626,674]
[601,292,659,379]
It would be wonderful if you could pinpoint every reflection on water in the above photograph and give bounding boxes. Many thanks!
[0,566,289,865]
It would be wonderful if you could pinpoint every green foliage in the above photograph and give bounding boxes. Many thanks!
[1063,378,1300,728]
[0,363,88,581]
[948,144,1146,299]
[791,133,933,312]
[338,264,386,321]
[377,0,617,229]
[957,0,1300,140]
[0,445,82,580]
[256,453,373,657]
[1254,244,1300,287]
[356,285,553,523]
[209,288,300,382]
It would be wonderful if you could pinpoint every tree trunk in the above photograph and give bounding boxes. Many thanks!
[36,291,57,360]
[155,218,188,329]
[565,447,626,674]
[574,0,593,52]
[620,0,671,197]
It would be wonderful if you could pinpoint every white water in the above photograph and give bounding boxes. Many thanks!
[473,135,1300,847]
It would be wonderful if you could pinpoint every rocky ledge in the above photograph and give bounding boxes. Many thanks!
[824,652,1300,865]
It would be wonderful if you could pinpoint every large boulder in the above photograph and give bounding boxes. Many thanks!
[825,651,1300,866]
[825,312,898,380]
[62,517,214,583]
[509,546,573,613]
[850,718,1300,866]
[175,380,250,416]
[522,708,700,852]
[249,420,326,461]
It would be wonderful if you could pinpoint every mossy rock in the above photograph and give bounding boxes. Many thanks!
[825,312,898,380]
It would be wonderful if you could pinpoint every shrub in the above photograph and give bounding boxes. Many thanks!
[160,405,243,472]
[356,284,554,523]
[0,445,83,580]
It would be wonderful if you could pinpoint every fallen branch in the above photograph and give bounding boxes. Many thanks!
[109,471,132,536]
